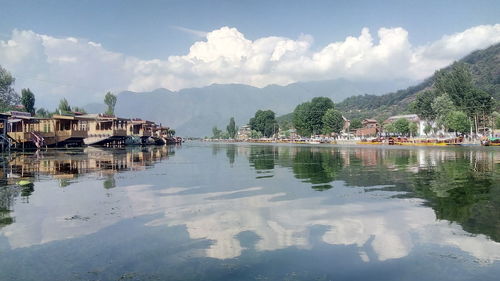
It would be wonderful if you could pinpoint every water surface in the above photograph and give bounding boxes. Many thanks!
[0,143,499,281]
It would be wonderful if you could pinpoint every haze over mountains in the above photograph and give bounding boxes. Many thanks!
[113,79,414,137]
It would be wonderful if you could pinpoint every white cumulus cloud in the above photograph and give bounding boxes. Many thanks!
[0,24,499,108]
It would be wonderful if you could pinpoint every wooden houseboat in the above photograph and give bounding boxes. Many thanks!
[81,114,129,146]
[0,113,9,151]
[6,111,88,148]
[51,114,88,146]
[126,119,155,145]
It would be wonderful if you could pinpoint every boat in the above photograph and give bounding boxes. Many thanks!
[481,137,500,146]
[81,114,128,146]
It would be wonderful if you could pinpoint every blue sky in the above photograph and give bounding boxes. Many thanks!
[2,0,499,58]
[0,0,499,108]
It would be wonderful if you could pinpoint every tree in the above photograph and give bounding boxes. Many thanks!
[493,112,500,129]
[58,98,71,113]
[249,110,277,137]
[0,65,20,111]
[412,90,438,121]
[393,118,410,136]
[309,97,335,135]
[292,97,335,136]
[350,119,362,130]
[434,63,474,108]
[212,126,222,139]
[434,63,495,134]
[293,102,312,136]
[21,88,35,115]
[226,117,237,139]
[432,93,456,131]
[424,123,432,135]
[322,109,344,135]
[36,108,51,118]
[384,123,396,134]
[409,122,418,137]
[250,130,263,139]
[72,106,87,114]
[104,91,117,115]
[445,111,470,135]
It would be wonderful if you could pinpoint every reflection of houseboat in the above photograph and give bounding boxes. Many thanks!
[81,114,129,146]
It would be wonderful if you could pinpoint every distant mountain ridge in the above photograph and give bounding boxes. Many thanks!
[114,79,414,136]
[337,42,500,120]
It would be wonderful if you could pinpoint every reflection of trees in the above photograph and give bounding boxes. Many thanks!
[103,175,116,189]
[410,156,499,242]
[248,146,277,170]
[0,185,18,228]
[244,145,499,241]
[225,144,237,165]
[291,149,343,189]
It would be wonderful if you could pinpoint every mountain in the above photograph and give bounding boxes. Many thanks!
[115,79,414,137]
[337,43,500,120]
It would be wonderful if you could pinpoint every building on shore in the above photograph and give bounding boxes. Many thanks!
[384,114,425,136]
[237,125,251,140]
[355,119,379,137]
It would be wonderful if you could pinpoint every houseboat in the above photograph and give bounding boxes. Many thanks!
[126,119,155,145]
[6,111,88,148]
[81,114,128,146]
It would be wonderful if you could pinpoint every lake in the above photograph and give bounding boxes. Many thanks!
[0,143,499,281]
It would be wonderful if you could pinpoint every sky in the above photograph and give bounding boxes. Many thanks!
[0,0,499,109]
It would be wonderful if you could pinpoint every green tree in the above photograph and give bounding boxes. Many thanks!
[409,122,418,136]
[322,109,344,135]
[250,130,263,139]
[493,112,500,129]
[58,98,71,113]
[444,111,470,135]
[104,91,117,115]
[434,63,493,133]
[393,118,410,136]
[292,97,335,136]
[309,97,335,135]
[72,106,87,114]
[424,123,432,135]
[434,63,474,108]
[432,93,456,130]
[384,122,396,134]
[20,88,35,115]
[0,65,20,111]
[249,110,277,137]
[36,108,51,118]
[293,102,312,136]
[226,117,237,139]
[412,90,437,121]
[212,126,222,139]
[350,118,362,130]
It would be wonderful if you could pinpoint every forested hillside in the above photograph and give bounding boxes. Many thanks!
[337,43,500,120]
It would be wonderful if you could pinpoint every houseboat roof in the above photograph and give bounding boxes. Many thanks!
[130,119,155,125]
[52,114,88,120]
[78,114,129,121]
